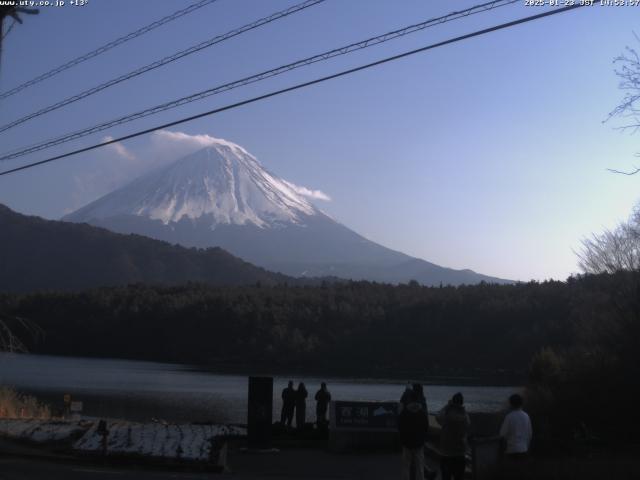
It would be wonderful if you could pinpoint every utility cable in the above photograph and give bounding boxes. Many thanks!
[0,0,325,133]
[0,0,220,100]
[0,0,520,159]
[0,3,587,177]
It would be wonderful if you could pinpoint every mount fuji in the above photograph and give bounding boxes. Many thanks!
[64,138,509,285]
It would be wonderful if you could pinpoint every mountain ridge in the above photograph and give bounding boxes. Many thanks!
[0,203,293,292]
[65,140,512,286]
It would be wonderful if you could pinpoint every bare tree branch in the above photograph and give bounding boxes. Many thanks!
[605,37,640,174]
[0,314,43,353]
[578,209,640,274]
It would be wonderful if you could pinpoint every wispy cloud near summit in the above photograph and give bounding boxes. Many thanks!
[153,130,331,202]
[102,136,136,161]
[152,130,253,158]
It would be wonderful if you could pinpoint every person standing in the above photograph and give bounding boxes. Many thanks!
[295,382,308,430]
[412,383,428,415]
[314,382,331,427]
[499,394,532,457]
[280,380,296,427]
[436,392,470,480]
[399,382,413,412]
[412,383,437,479]
[398,391,430,480]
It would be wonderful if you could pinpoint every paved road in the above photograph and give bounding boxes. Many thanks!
[228,448,439,479]
[0,458,216,480]
[0,449,438,479]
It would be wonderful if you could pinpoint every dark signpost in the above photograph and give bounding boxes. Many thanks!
[247,376,273,449]
[63,393,71,418]
[97,419,109,456]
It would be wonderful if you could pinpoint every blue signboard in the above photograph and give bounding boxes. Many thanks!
[330,400,398,431]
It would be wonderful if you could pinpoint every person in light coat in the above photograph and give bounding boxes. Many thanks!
[499,393,532,457]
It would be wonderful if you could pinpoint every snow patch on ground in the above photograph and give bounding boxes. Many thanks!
[0,418,246,462]
[0,419,89,443]
[73,421,246,461]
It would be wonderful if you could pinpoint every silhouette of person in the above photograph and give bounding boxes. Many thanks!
[280,380,296,427]
[314,382,331,426]
[398,391,429,480]
[295,382,308,430]
[399,382,413,412]
[412,383,427,413]
[412,383,436,479]
[436,392,470,480]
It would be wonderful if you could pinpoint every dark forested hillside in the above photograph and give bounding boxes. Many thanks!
[0,204,291,291]
[3,273,631,383]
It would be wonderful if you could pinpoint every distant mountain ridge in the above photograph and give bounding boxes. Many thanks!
[65,138,511,286]
[0,204,291,292]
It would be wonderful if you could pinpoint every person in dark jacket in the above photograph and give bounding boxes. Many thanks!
[295,382,308,430]
[412,383,437,479]
[314,382,331,427]
[436,392,471,480]
[412,383,428,414]
[399,382,413,412]
[280,380,296,427]
[398,391,429,480]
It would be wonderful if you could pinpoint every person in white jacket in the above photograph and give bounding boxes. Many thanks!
[499,394,532,457]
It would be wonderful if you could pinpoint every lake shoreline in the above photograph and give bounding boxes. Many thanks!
[0,353,520,424]
[10,351,525,386]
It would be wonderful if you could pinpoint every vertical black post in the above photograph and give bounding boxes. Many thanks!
[247,376,273,449]
[97,419,109,459]
[0,7,39,76]
[0,9,7,69]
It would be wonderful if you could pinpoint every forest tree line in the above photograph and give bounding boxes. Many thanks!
[0,273,630,380]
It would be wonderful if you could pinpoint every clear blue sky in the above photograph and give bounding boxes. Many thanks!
[0,0,638,282]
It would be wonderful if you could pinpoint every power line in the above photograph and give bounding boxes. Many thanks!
[0,0,219,100]
[0,3,587,178]
[0,0,326,134]
[0,0,520,160]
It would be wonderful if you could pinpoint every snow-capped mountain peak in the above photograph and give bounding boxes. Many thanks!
[64,135,512,286]
[67,141,318,228]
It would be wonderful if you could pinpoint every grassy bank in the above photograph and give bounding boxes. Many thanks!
[0,387,50,419]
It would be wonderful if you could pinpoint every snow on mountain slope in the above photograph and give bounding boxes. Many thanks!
[65,137,511,285]
[67,139,317,228]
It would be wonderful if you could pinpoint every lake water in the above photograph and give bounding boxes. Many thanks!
[0,353,519,424]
